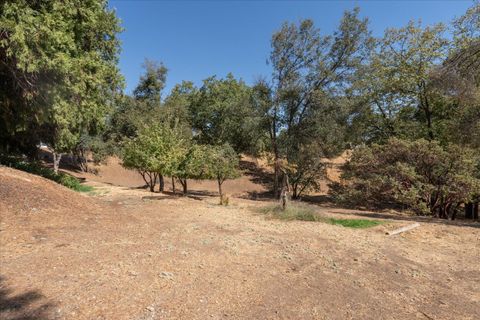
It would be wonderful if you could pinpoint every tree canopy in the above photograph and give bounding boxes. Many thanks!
[0,0,123,170]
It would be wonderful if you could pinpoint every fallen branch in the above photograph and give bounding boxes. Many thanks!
[387,222,420,236]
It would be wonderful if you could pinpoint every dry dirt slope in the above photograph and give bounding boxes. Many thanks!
[1,166,479,320]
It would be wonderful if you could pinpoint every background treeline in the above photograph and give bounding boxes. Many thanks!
[1,1,479,217]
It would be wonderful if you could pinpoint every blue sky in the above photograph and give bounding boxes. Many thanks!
[109,0,473,94]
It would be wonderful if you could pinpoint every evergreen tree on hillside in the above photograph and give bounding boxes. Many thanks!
[0,0,123,172]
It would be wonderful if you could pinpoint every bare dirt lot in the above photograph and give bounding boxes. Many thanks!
[1,165,479,320]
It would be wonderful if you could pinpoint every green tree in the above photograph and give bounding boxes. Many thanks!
[175,144,209,195]
[189,74,263,154]
[175,143,240,200]
[264,8,372,195]
[121,124,190,192]
[162,81,196,134]
[351,21,450,143]
[438,2,480,148]
[107,60,173,188]
[204,144,241,200]
[0,0,123,172]
[133,59,168,105]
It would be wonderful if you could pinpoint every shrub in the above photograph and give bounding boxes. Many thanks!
[330,138,480,218]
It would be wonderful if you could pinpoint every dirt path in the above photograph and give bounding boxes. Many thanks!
[1,170,479,319]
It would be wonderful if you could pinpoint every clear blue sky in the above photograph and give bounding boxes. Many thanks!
[109,0,473,94]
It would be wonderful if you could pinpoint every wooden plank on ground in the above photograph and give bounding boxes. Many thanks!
[387,222,420,236]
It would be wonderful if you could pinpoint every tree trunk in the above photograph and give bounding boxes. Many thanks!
[420,81,434,140]
[218,178,227,205]
[78,150,88,172]
[474,202,479,220]
[179,178,188,195]
[426,108,434,141]
[465,202,473,219]
[139,171,149,187]
[271,107,280,198]
[273,149,280,198]
[159,175,164,192]
[172,177,176,195]
[53,152,62,174]
[446,202,454,220]
[149,173,158,192]
[217,178,223,197]
[280,187,288,210]
[292,183,298,200]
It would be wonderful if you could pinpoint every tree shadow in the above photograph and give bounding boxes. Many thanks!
[37,148,84,174]
[239,160,274,190]
[240,190,275,202]
[0,275,55,320]
[185,190,218,198]
[141,190,220,201]
[297,194,337,206]
[142,195,178,201]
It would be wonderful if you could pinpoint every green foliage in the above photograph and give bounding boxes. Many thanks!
[0,0,123,156]
[189,74,263,154]
[453,2,480,50]
[204,144,241,183]
[350,21,450,143]
[263,8,373,195]
[162,81,196,139]
[121,124,190,191]
[348,3,480,148]
[176,144,212,181]
[177,143,240,196]
[327,218,382,229]
[331,138,480,218]
[133,59,168,104]
[2,0,479,216]
[106,64,191,157]
[0,155,93,192]
[337,3,480,219]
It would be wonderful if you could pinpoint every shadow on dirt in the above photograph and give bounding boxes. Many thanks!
[141,190,220,201]
[0,275,55,320]
[240,160,273,190]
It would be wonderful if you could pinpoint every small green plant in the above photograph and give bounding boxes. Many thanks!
[327,218,382,229]
[0,155,94,192]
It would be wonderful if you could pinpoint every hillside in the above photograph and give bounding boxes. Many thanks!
[66,154,346,198]
[0,166,98,215]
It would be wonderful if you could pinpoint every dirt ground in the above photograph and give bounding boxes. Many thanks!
[1,165,479,320]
